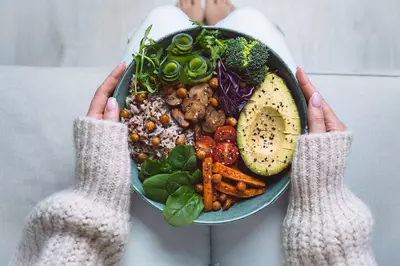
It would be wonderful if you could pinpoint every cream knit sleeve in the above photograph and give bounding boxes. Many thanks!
[10,117,131,266]
[283,131,376,266]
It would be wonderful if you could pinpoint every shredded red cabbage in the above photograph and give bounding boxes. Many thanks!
[216,60,255,118]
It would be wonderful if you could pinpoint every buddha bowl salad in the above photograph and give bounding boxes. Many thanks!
[120,24,301,227]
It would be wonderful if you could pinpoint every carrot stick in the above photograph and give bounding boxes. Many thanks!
[212,162,266,188]
[202,157,213,211]
[214,181,266,198]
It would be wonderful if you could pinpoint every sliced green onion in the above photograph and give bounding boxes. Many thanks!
[161,60,181,83]
[171,33,193,54]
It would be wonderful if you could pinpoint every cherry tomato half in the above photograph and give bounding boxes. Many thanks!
[195,136,216,158]
[214,126,237,143]
[214,142,239,165]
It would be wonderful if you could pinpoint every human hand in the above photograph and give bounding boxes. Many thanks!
[296,67,347,133]
[87,62,127,121]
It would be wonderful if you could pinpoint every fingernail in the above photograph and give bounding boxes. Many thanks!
[107,97,117,111]
[311,93,322,108]
[120,61,127,67]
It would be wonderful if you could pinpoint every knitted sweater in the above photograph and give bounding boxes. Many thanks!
[9,117,131,266]
[10,118,375,265]
[283,132,376,266]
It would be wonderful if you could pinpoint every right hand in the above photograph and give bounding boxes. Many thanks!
[296,67,346,133]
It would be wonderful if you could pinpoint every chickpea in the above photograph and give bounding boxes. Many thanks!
[151,137,161,146]
[212,201,222,211]
[219,193,227,203]
[195,184,204,194]
[130,133,140,142]
[145,121,156,132]
[196,150,207,160]
[209,77,218,89]
[226,117,238,127]
[159,114,170,126]
[120,109,129,118]
[236,181,246,192]
[176,135,187,145]
[138,153,148,162]
[212,174,222,184]
[175,83,185,89]
[135,93,146,102]
[209,97,219,107]
[176,88,188,99]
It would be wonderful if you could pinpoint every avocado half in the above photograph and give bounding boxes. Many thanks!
[237,73,301,176]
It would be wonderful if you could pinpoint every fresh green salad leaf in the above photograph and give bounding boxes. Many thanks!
[182,155,197,172]
[168,145,196,170]
[142,174,171,204]
[139,159,172,179]
[191,169,202,184]
[163,186,204,227]
[166,171,192,194]
[193,23,227,64]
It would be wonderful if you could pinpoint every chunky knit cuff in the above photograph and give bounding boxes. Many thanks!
[73,117,131,212]
[290,131,353,202]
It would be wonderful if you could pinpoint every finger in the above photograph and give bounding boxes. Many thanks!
[103,97,120,122]
[296,67,346,132]
[87,62,127,119]
[308,93,326,133]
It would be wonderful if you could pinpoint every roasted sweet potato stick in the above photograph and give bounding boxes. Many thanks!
[214,181,266,198]
[212,162,266,188]
[202,157,213,211]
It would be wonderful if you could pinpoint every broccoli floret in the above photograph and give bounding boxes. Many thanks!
[223,37,269,85]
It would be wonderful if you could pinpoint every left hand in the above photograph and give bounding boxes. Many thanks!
[87,62,127,121]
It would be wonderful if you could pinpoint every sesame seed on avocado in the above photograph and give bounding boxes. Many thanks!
[237,73,301,176]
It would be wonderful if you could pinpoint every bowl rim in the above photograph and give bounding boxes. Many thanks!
[114,26,308,225]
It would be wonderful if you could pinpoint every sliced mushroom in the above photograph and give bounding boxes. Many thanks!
[188,83,213,106]
[165,91,182,106]
[182,99,206,123]
[171,108,190,128]
[194,124,202,140]
[202,106,226,133]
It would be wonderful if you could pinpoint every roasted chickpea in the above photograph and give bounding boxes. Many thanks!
[176,88,188,99]
[196,150,207,160]
[219,193,227,203]
[135,93,146,102]
[236,181,246,192]
[212,174,222,184]
[151,137,161,146]
[120,109,129,118]
[175,83,185,89]
[159,114,170,126]
[226,117,238,127]
[209,77,218,89]
[138,153,148,162]
[195,184,204,194]
[176,135,187,145]
[145,121,156,132]
[130,133,140,142]
[212,201,222,211]
[209,97,219,107]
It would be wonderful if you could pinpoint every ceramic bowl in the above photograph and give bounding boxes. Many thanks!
[113,27,308,225]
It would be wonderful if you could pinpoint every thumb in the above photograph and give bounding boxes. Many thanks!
[308,93,326,133]
[103,97,120,122]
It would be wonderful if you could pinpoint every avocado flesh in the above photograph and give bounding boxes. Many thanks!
[237,73,301,176]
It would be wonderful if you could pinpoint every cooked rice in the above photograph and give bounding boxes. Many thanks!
[122,92,194,161]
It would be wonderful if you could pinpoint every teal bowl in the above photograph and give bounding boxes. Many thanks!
[113,27,308,225]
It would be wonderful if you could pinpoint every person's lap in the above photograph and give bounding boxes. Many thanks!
[121,5,295,265]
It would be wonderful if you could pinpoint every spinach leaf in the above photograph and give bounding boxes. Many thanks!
[168,145,195,170]
[166,171,192,194]
[163,186,204,227]
[143,174,171,204]
[139,159,172,179]
[191,169,202,184]
[182,155,197,173]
